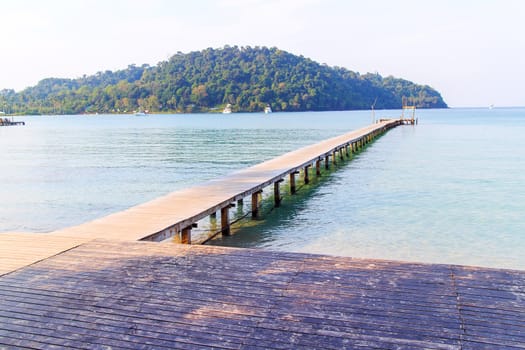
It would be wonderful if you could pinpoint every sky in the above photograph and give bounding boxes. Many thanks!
[1,0,524,107]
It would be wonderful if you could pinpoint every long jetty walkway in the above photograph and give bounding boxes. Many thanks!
[51,119,403,244]
[1,118,524,349]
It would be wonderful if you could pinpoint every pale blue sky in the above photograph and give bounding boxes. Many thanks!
[1,0,524,107]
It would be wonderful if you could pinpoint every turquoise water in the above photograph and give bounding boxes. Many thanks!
[0,112,367,232]
[2,109,525,269]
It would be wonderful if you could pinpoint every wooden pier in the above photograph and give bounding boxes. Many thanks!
[379,106,418,125]
[1,118,524,348]
[51,118,403,244]
[1,119,404,272]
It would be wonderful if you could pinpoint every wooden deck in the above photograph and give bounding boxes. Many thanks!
[0,240,524,349]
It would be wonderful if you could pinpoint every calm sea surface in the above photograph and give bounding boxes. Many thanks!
[1,109,525,269]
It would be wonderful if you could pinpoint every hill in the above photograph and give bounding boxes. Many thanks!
[0,46,447,114]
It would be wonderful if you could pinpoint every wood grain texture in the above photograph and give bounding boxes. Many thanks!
[0,240,523,349]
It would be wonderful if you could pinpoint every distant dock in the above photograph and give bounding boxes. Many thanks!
[0,117,25,126]
[380,105,418,125]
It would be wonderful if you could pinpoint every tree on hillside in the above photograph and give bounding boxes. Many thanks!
[1,46,447,115]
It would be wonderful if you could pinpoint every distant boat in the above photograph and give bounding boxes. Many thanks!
[134,110,148,116]
[223,104,232,114]
[264,105,272,114]
[489,104,495,110]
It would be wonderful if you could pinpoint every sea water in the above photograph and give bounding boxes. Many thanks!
[1,109,524,269]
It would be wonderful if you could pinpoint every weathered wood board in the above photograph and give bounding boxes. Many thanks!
[0,240,523,349]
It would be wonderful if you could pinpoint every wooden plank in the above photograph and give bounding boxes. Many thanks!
[0,233,89,275]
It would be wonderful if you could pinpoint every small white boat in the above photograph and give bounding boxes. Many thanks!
[223,104,232,114]
[264,105,272,114]
[134,110,148,116]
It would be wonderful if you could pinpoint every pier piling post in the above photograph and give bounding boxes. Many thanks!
[274,179,283,207]
[181,226,192,244]
[304,165,311,184]
[325,155,329,169]
[339,148,344,160]
[251,190,262,218]
[316,160,321,176]
[290,172,297,194]
[332,151,337,165]
[221,206,230,236]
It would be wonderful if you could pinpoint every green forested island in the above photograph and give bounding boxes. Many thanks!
[0,46,447,114]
